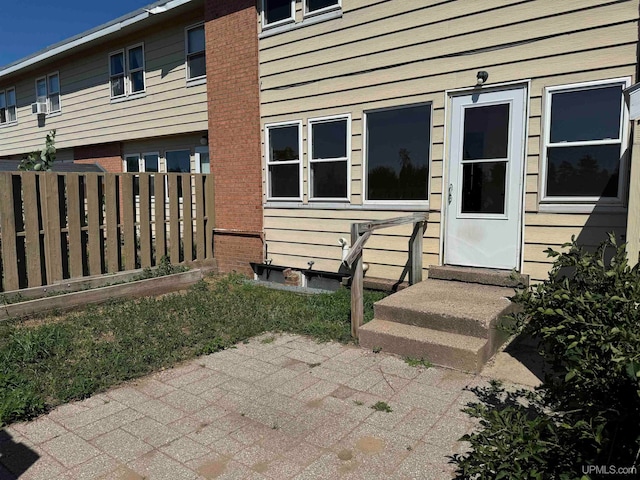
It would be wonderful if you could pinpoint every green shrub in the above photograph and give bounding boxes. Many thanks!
[454,234,640,479]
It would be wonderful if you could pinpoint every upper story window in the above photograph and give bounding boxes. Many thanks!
[0,88,17,125]
[305,0,340,16]
[186,24,206,81]
[36,73,61,114]
[542,78,629,205]
[365,104,431,203]
[262,0,295,28]
[109,44,145,99]
[308,114,350,201]
[266,121,302,200]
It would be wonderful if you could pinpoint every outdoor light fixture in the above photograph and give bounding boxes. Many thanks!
[200,134,208,145]
[476,71,489,86]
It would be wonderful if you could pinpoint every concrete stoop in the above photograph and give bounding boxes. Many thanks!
[359,278,517,373]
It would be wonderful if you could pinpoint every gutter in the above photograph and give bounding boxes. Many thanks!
[0,0,194,79]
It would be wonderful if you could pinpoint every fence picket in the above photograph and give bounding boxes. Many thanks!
[85,173,102,276]
[66,174,84,279]
[105,174,120,273]
[22,173,43,287]
[195,176,205,261]
[182,175,193,262]
[122,175,136,271]
[0,173,20,291]
[168,175,180,263]
[154,174,166,262]
[139,174,152,268]
[42,173,63,283]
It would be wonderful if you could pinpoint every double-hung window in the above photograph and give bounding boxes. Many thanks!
[308,115,350,201]
[262,0,295,28]
[304,0,340,16]
[0,88,17,125]
[109,44,145,99]
[125,153,160,196]
[365,104,431,203]
[542,78,629,204]
[186,24,206,81]
[266,121,302,200]
[36,73,61,114]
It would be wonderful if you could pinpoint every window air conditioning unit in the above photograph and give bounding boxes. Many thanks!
[31,102,48,115]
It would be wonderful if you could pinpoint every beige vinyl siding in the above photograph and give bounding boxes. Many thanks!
[260,0,637,282]
[0,8,207,157]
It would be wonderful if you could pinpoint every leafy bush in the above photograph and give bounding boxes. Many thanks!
[454,234,640,479]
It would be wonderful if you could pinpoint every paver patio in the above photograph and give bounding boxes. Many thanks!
[0,333,504,480]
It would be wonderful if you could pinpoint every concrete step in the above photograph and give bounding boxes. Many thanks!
[428,265,529,288]
[359,320,491,373]
[374,279,516,338]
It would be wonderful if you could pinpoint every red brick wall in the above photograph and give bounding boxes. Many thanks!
[205,0,263,276]
[74,143,122,173]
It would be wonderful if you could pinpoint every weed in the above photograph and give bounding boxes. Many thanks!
[307,362,321,368]
[260,336,276,344]
[371,401,393,413]
[372,346,382,354]
[353,400,364,406]
[404,357,433,368]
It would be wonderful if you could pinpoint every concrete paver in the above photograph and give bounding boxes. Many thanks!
[0,333,528,480]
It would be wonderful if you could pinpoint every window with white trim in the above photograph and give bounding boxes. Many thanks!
[109,44,145,99]
[542,79,629,203]
[266,121,302,199]
[262,0,295,28]
[305,0,340,16]
[309,115,350,200]
[365,104,431,202]
[36,73,61,113]
[195,146,210,174]
[0,87,17,125]
[186,24,206,81]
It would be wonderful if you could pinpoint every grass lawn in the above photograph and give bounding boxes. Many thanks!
[0,274,386,426]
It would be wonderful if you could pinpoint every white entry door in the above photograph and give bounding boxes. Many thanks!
[444,86,527,270]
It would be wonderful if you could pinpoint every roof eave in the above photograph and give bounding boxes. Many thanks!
[0,0,195,80]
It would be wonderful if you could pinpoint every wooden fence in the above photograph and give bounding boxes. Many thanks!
[0,172,215,292]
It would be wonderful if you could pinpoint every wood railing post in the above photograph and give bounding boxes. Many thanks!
[350,223,364,339]
[409,221,424,285]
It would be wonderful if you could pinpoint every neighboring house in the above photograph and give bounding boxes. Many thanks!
[257,0,639,282]
[0,0,262,274]
[1,0,638,281]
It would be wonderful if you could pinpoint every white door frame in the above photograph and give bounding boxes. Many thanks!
[440,81,530,272]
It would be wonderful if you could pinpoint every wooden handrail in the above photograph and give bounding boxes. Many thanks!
[347,212,429,339]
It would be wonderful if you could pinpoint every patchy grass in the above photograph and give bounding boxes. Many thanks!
[404,357,433,368]
[371,401,393,413]
[0,274,386,426]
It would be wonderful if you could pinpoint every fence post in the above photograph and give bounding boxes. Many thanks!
[350,223,364,339]
[409,221,424,285]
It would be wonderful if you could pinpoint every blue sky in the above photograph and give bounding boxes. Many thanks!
[1,0,153,68]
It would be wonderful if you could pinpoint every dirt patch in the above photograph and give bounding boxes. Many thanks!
[252,461,269,473]
[197,457,230,479]
[305,398,323,408]
[337,449,353,461]
[355,436,385,454]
